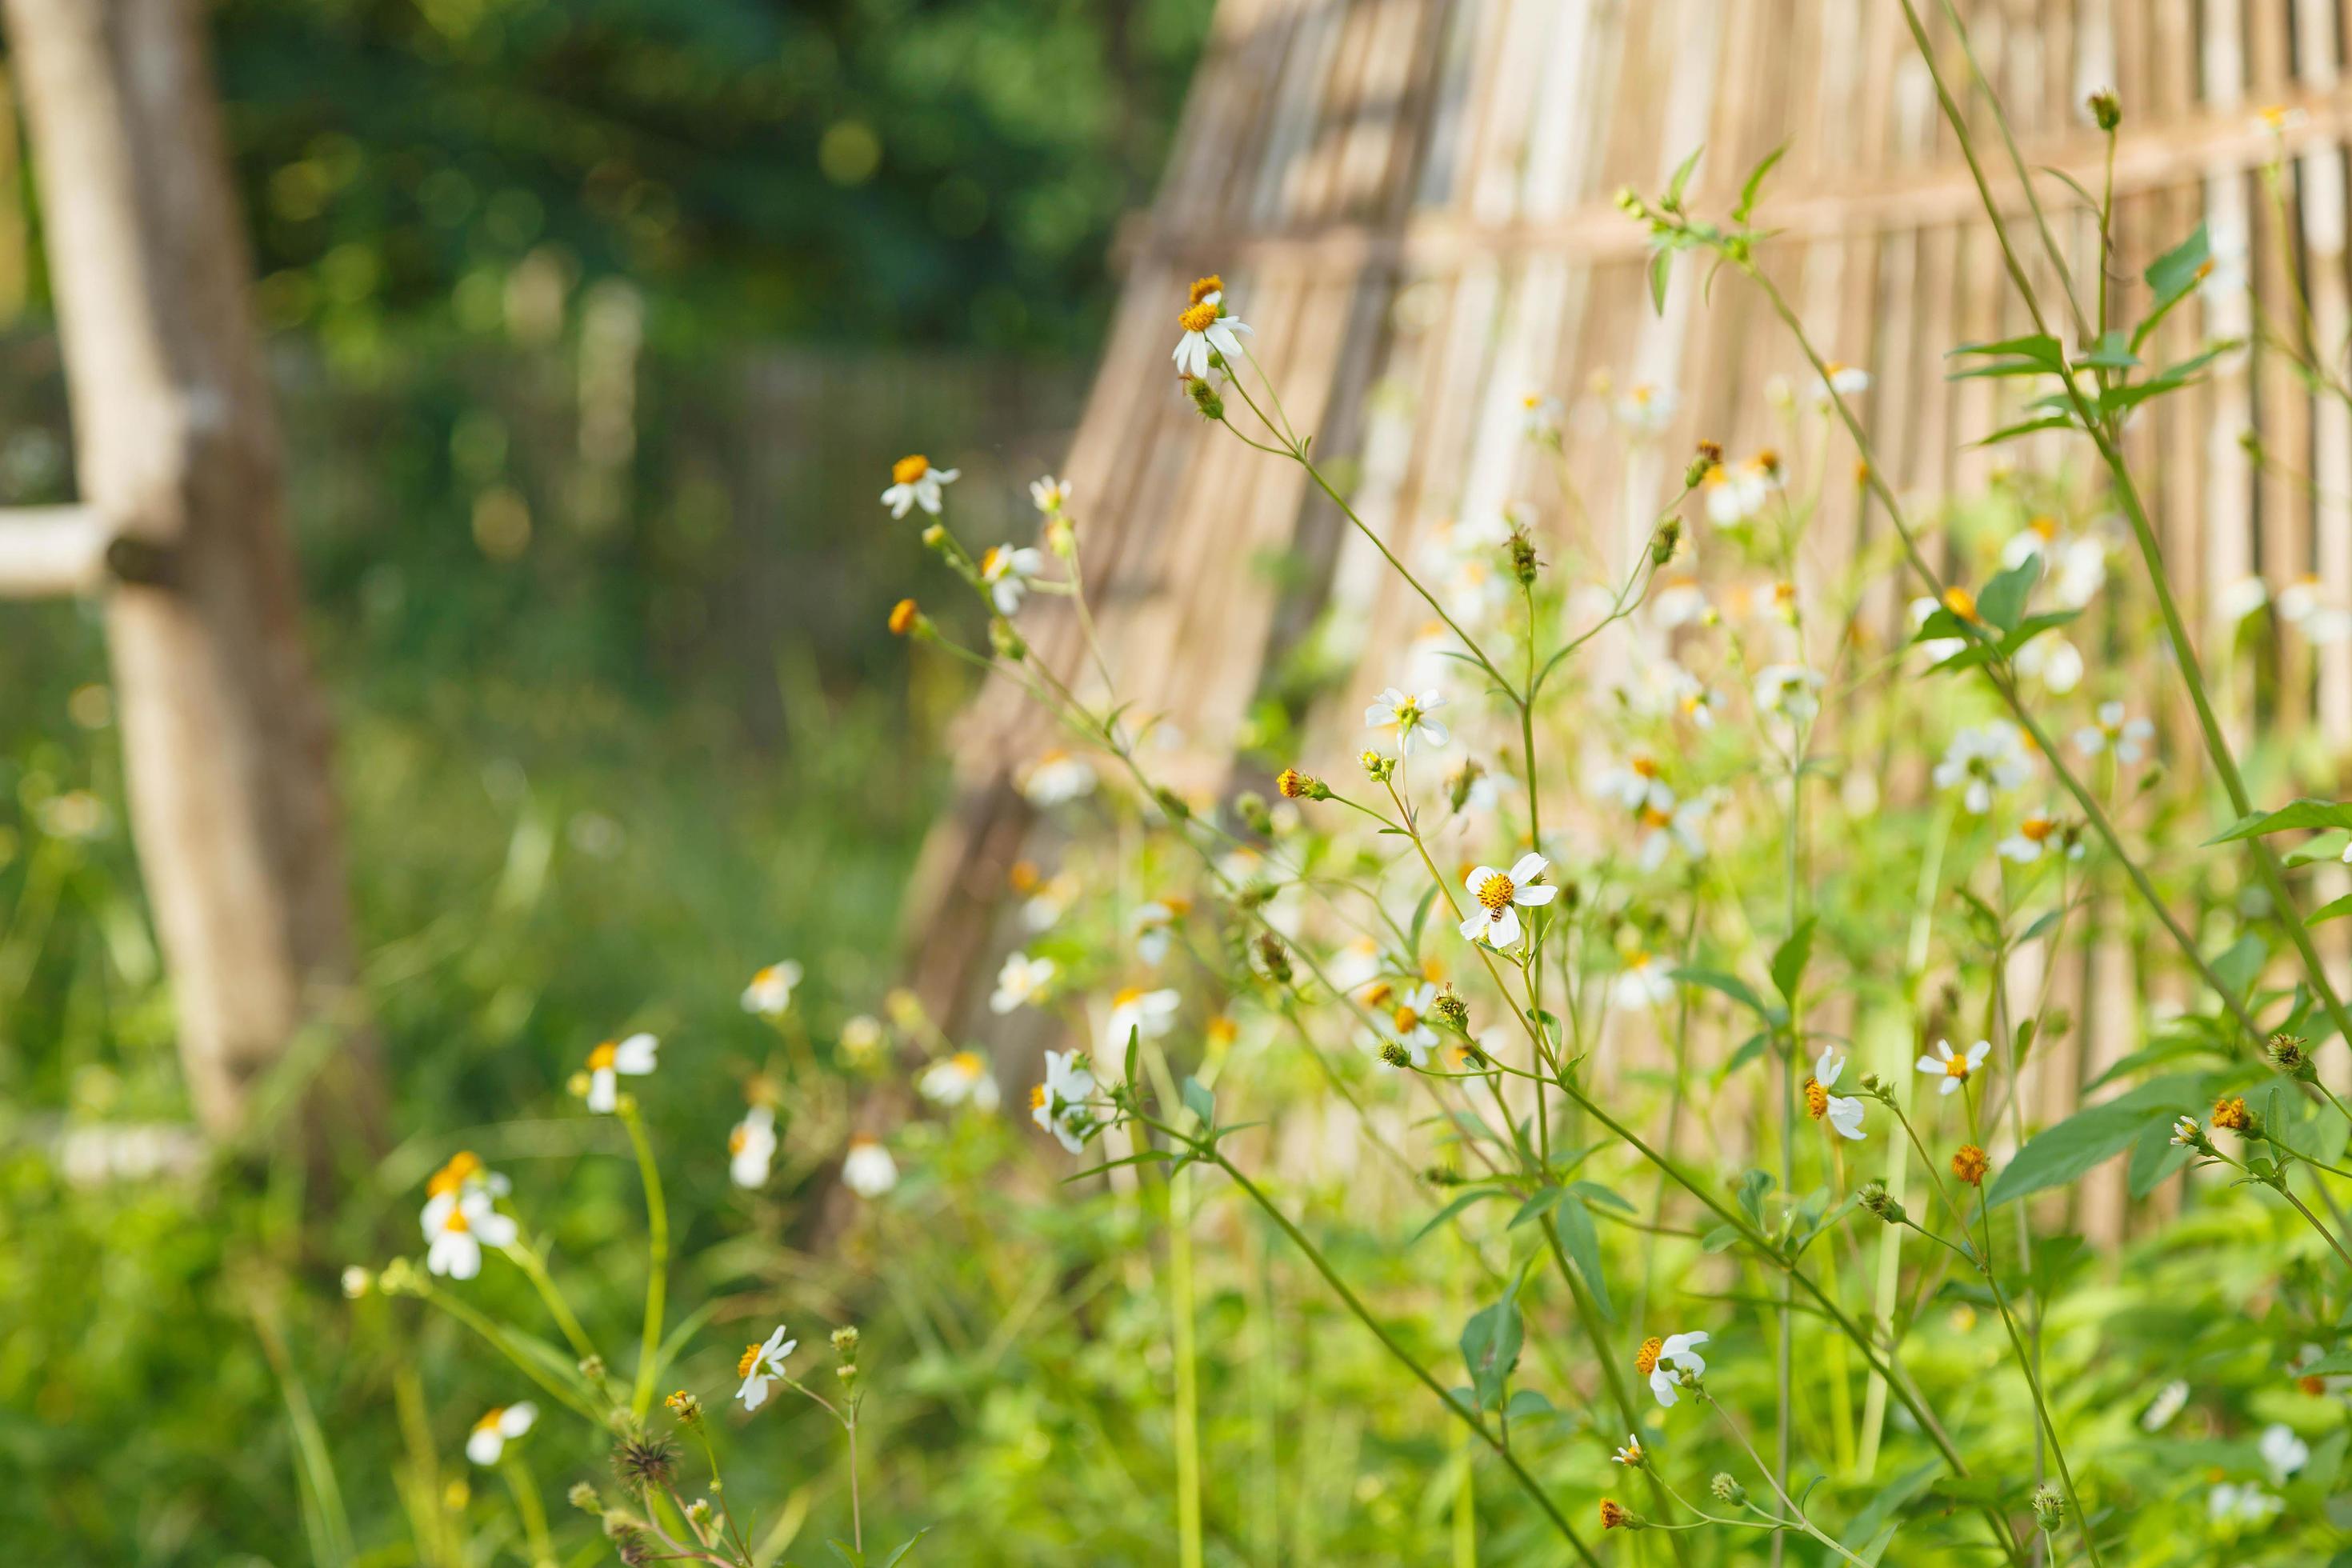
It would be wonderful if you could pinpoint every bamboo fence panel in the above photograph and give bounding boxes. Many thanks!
[920,0,2352,1238]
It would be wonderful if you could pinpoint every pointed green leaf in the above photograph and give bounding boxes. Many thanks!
[1552,1194,1613,1321]
[1770,918,1816,1006]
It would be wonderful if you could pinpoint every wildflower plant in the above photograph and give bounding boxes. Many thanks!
[865,25,2352,1558]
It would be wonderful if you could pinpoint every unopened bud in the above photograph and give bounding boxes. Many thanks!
[1186,378,1225,422]
[1359,750,1394,784]
[569,1482,603,1514]
[1858,1181,1906,1226]
[1254,932,1293,984]
[1378,1040,1412,1070]
[1236,790,1274,834]
[832,1325,862,1360]
[2031,1482,2064,1530]
[1507,529,1540,587]
[1276,767,1325,801]
[1650,518,1682,566]
[2086,90,2121,132]
[1710,1473,1748,1506]
[1433,990,1469,1028]
[1599,1498,1644,1530]
[989,618,1027,661]
[2269,1032,2313,1080]
[340,1266,374,1300]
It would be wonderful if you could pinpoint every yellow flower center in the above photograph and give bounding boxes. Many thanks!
[1640,806,1672,830]
[950,1050,982,1076]
[1393,1006,1420,1034]
[1178,301,1220,334]
[427,1150,482,1197]
[1804,1078,1828,1119]
[2030,514,2058,540]
[1635,1336,1663,1375]
[1030,1084,1047,1110]
[1945,1054,1971,1079]
[1113,986,1143,1008]
[1702,463,1728,488]
[442,1207,470,1234]
[980,545,1006,578]
[892,454,930,485]
[1476,873,1515,914]
[888,598,918,636]
[729,1126,749,1155]
[1631,755,1659,778]
[1942,585,1979,622]
[1188,274,1224,305]
[738,1342,766,1378]
[2021,817,2054,842]
[474,1406,505,1433]
[588,1041,618,1070]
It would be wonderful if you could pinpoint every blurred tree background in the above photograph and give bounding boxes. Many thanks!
[0,2,1212,1562]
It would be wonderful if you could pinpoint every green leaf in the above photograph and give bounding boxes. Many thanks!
[2210,934,2268,999]
[828,1542,866,1568]
[1647,249,1673,314]
[2207,798,2352,844]
[1946,333,2065,369]
[1734,143,1785,222]
[1507,1186,1566,1230]
[1998,608,2080,656]
[1973,414,2078,446]
[1986,1077,2206,1207]
[1408,884,1439,959]
[1672,966,1780,1023]
[1664,143,1704,208]
[1977,554,2042,634]
[1770,918,1816,1006]
[877,1530,933,1568]
[1839,1459,1943,1564]
[2127,1116,2194,1198]
[2133,223,2210,350]
[1460,1287,1525,1412]
[1407,1187,1510,1247]
[1570,1179,1637,1214]
[2076,330,2142,370]
[1180,1076,1214,1129]
[1503,1388,1559,1425]
[2300,1349,2352,1376]
[1553,1194,1613,1321]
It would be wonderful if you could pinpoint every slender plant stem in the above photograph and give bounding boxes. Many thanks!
[620,1102,670,1422]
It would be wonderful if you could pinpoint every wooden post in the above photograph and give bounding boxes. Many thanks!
[0,0,371,1138]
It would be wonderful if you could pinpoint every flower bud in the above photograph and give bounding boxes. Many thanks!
[1378,1040,1412,1070]
[2268,1031,2313,1080]
[1650,518,1682,566]
[687,1498,714,1530]
[1433,990,1469,1028]
[1599,1498,1644,1530]
[568,1482,603,1514]
[1186,378,1226,422]
[832,1325,862,1361]
[1236,791,1274,834]
[888,598,922,638]
[989,618,1028,661]
[340,1265,374,1300]
[1275,767,1321,801]
[2086,89,2121,131]
[1359,750,1394,784]
[1951,1143,1991,1187]
[664,1390,702,1426]
[2031,1482,2065,1531]
[1710,1473,1748,1506]
[2211,1094,2258,1135]
[1858,1180,1906,1226]
[1255,931,1293,984]
[1507,529,1540,587]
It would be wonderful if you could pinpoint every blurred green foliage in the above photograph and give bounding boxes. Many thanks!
[210,0,1216,358]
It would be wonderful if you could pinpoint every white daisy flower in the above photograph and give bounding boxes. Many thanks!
[1030,474,1071,515]
[742,961,803,1018]
[1806,1047,1866,1140]
[1703,459,1774,526]
[881,454,959,518]
[1382,982,1442,1067]
[422,1182,518,1281]
[1997,810,2076,864]
[979,543,1046,616]
[1031,1049,1101,1154]
[919,1050,1001,1113]
[1915,1038,1990,1096]
[2216,574,2269,622]
[2141,1378,2190,1430]
[2017,634,2083,694]
[1638,1330,1709,1406]
[2259,1422,2310,1483]
[1932,721,2031,814]
[1613,951,1676,1009]
[1457,852,1558,950]
[1753,663,1824,725]
[841,1135,898,1198]
[2170,1115,2204,1148]
[838,1014,887,1064]
[1908,594,1969,665]
[1593,751,1672,814]
[729,1104,778,1189]
[1636,792,1711,870]
[466,1402,537,1466]
[579,1032,658,1114]
[1611,1434,1645,1466]
[1811,362,1871,405]
[1173,295,1253,380]
[1650,576,1710,629]
[2207,1482,2282,1528]
[990,951,1058,1014]
[1020,749,1098,806]
[1020,870,1078,930]
[1132,898,1188,966]
[1104,986,1181,1050]
[1613,383,1678,433]
[736,1325,798,1411]
[1364,686,1450,754]
[2074,701,2152,764]
[1327,936,1383,994]
[1521,391,1565,437]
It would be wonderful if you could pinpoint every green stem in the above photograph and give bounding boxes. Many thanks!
[620,1102,670,1422]
[500,1454,556,1568]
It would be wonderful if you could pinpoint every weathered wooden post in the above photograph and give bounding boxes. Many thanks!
[0,0,371,1138]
